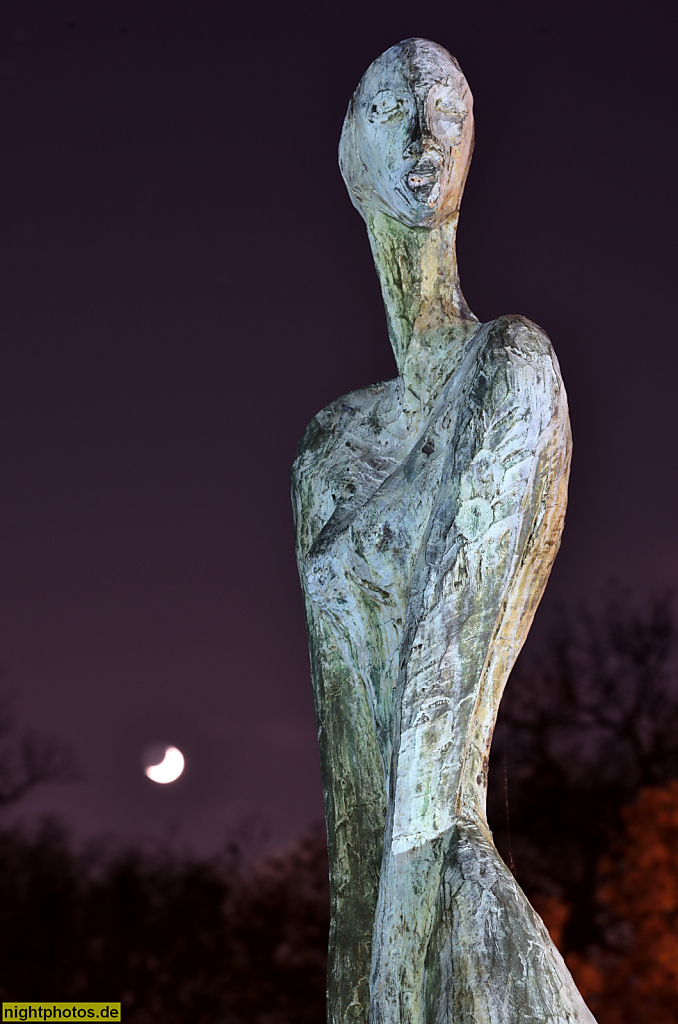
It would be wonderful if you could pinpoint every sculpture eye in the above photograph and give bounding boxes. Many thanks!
[369,91,406,124]
[434,98,465,122]
[432,96,467,139]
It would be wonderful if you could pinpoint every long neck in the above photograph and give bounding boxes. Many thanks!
[366,211,479,409]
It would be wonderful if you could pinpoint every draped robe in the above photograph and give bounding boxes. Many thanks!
[292,313,596,1024]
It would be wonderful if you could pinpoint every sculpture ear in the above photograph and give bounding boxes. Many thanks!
[339,100,371,222]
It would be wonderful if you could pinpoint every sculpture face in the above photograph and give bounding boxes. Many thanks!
[339,39,474,228]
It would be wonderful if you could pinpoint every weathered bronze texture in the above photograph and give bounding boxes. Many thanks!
[293,38,596,1024]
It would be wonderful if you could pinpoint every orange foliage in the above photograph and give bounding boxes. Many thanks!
[532,893,571,952]
[566,951,607,1003]
[539,783,678,1024]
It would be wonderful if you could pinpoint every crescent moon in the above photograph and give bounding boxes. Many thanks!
[144,745,185,784]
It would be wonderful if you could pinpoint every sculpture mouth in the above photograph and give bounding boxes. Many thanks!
[405,160,441,203]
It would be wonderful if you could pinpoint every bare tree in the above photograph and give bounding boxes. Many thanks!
[488,589,678,952]
[0,688,78,809]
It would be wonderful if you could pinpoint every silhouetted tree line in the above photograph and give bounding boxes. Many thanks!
[0,820,329,1022]
[2,590,678,1022]
[488,591,678,941]
[487,589,678,1022]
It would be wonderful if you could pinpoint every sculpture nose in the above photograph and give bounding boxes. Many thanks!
[403,104,439,160]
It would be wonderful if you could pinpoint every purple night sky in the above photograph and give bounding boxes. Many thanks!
[1,1,677,855]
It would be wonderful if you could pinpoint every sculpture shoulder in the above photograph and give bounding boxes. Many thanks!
[471,314,568,423]
[479,314,564,379]
[291,378,407,559]
[292,378,400,485]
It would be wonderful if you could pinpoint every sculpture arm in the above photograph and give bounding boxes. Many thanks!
[369,315,581,1024]
[391,314,571,847]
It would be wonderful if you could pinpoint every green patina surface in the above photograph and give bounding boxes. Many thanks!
[292,37,597,1024]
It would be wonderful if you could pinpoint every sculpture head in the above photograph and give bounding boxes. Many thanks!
[339,39,474,229]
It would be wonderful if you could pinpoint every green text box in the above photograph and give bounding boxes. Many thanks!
[2,1005,121,1021]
